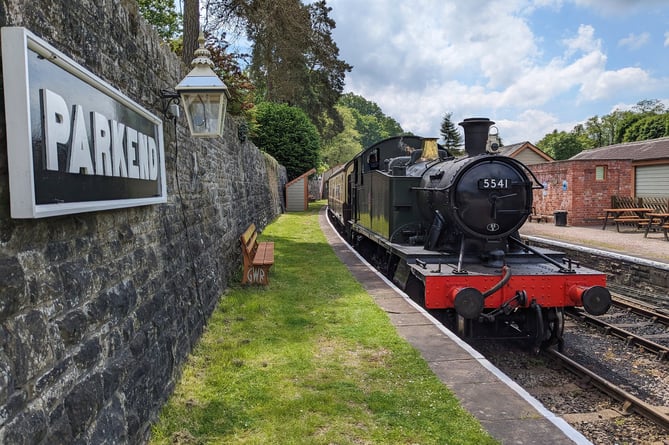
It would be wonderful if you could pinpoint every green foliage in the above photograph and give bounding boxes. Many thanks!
[150,202,496,445]
[339,93,405,148]
[137,0,181,40]
[622,114,669,142]
[321,105,363,167]
[206,0,351,136]
[318,93,409,168]
[440,112,462,150]
[252,102,321,180]
[538,99,669,150]
[204,34,255,116]
[632,99,666,114]
[536,130,587,160]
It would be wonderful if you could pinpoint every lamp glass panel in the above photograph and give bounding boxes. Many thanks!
[181,92,225,137]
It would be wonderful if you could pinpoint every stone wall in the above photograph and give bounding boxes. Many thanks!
[0,1,286,443]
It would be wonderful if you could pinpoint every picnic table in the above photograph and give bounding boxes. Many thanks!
[601,208,653,231]
[643,213,669,241]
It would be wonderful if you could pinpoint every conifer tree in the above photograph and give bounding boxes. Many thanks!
[440,112,462,151]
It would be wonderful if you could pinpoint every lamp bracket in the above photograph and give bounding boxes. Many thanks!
[160,89,181,120]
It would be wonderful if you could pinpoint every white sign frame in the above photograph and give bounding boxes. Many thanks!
[1,26,167,218]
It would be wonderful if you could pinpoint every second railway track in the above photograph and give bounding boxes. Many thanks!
[567,295,669,360]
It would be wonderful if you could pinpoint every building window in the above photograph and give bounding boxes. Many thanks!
[595,165,607,181]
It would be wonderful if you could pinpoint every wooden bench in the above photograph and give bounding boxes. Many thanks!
[529,213,553,223]
[240,223,275,285]
[613,216,649,232]
[528,207,554,223]
[663,224,669,241]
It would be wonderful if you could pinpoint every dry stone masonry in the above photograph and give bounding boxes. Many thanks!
[0,0,286,443]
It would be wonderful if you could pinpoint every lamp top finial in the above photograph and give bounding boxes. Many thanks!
[191,31,214,68]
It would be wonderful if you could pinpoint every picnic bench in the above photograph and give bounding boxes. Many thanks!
[240,223,275,285]
[601,208,652,231]
[643,213,669,241]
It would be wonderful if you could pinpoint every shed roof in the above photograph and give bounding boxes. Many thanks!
[569,136,669,161]
[497,141,554,162]
[286,168,317,187]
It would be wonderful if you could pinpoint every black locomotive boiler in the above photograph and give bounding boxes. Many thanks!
[327,118,611,349]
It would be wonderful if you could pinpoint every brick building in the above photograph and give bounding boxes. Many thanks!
[521,137,669,226]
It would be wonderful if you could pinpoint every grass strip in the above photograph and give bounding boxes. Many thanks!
[150,201,498,444]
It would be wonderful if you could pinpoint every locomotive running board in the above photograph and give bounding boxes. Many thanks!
[509,235,576,273]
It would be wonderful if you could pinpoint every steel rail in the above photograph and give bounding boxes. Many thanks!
[610,295,669,327]
[566,308,669,360]
[545,348,669,432]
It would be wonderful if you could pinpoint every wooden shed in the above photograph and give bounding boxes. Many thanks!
[285,168,316,212]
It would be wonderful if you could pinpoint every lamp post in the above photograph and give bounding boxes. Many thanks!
[163,33,230,138]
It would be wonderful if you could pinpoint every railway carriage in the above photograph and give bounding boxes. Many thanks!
[327,118,611,349]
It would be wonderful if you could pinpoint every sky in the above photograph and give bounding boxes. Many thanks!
[325,0,669,145]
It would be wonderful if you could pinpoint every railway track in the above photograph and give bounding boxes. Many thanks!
[556,294,669,437]
[543,347,669,433]
[566,295,669,360]
[471,292,669,442]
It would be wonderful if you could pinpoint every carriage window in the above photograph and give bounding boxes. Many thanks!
[595,165,606,181]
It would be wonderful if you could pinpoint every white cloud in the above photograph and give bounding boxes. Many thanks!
[328,0,669,147]
[580,67,651,101]
[665,31,669,46]
[563,24,600,56]
[618,32,650,50]
[495,109,563,143]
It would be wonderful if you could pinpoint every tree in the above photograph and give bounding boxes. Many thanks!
[321,105,363,167]
[583,116,604,148]
[440,112,462,151]
[205,0,351,135]
[338,93,404,147]
[302,1,352,133]
[137,0,181,40]
[623,114,669,142]
[204,34,255,116]
[182,0,200,65]
[632,99,666,114]
[536,98,669,149]
[251,102,321,180]
[536,130,586,160]
[615,112,646,143]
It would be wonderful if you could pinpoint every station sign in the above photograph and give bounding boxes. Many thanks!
[1,27,167,218]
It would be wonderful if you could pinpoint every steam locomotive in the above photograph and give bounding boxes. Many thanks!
[327,118,611,350]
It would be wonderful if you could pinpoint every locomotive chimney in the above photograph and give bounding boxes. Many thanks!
[459,118,494,157]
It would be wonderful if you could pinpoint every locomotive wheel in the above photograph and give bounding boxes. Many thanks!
[522,307,565,351]
[542,308,565,351]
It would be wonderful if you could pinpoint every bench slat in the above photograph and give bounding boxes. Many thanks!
[241,223,256,244]
[253,242,275,266]
[240,223,274,285]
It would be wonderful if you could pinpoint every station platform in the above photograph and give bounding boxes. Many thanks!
[319,209,592,445]
[519,221,669,264]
